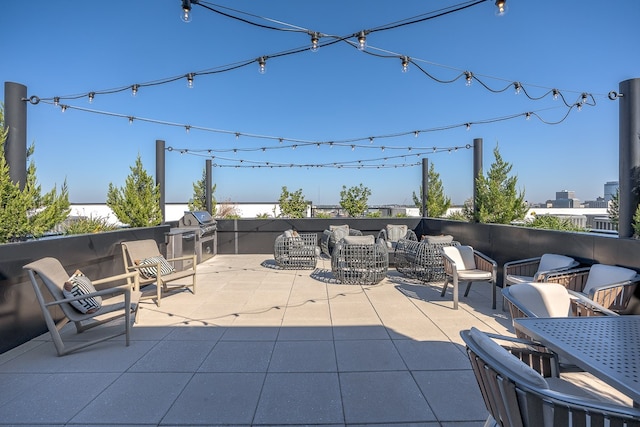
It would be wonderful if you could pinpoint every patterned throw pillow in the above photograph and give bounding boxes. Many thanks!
[63,270,102,314]
[136,256,175,279]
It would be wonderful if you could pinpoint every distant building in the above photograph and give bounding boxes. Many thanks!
[584,197,608,208]
[604,181,619,202]
[551,190,580,208]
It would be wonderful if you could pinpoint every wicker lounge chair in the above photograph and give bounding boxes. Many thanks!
[331,235,388,285]
[273,230,319,269]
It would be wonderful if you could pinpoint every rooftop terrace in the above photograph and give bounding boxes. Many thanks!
[0,253,512,426]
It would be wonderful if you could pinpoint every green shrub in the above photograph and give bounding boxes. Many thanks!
[64,216,119,235]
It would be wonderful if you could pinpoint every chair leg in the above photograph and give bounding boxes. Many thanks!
[453,277,459,310]
[441,279,449,297]
[491,282,496,310]
[464,281,473,297]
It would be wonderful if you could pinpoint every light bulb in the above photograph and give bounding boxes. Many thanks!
[414,131,419,138]
[60,105,67,113]
[258,57,267,74]
[128,116,134,125]
[181,0,192,22]
[310,32,319,52]
[185,125,191,133]
[88,92,95,103]
[514,82,521,95]
[357,31,366,51]
[495,0,507,16]
[53,97,60,106]
[466,123,471,131]
[401,56,409,73]
[464,71,473,86]
[187,73,194,88]
[525,112,531,120]
[552,89,559,100]
[131,84,139,97]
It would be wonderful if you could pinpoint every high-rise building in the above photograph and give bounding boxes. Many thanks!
[556,190,575,200]
[604,181,619,202]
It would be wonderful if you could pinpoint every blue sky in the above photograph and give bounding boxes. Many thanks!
[1,0,638,205]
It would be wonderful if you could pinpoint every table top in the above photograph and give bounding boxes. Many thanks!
[514,315,640,404]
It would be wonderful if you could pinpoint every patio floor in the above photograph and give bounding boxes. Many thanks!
[0,254,516,426]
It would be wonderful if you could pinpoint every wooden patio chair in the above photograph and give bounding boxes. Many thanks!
[23,257,141,356]
[121,239,196,307]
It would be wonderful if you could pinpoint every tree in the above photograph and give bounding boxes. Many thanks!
[188,166,217,216]
[474,145,527,224]
[633,204,640,238]
[278,186,308,218]
[412,163,451,217]
[607,188,619,230]
[0,107,70,243]
[340,184,371,217]
[525,213,587,232]
[106,154,162,227]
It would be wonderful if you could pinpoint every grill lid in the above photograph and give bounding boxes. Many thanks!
[180,211,216,227]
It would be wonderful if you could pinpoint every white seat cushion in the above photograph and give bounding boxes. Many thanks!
[534,254,576,278]
[385,224,407,242]
[443,245,476,270]
[457,269,493,281]
[342,235,375,245]
[583,264,638,295]
[508,282,571,317]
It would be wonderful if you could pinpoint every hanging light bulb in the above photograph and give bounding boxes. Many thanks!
[181,0,192,22]
[357,31,367,51]
[414,131,419,138]
[514,82,521,95]
[131,84,139,97]
[464,71,473,86]
[552,89,559,100]
[187,73,194,88]
[258,56,267,74]
[88,92,95,103]
[60,105,67,113]
[525,112,531,120]
[53,97,60,106]
[128,116,134,125]
[495,0,507,16]
[185,125,191,133]
[581,93,588,104]
[401,56,409,73]
[369,137,374,144]
[310,32,319,52]
[465,123,471,131]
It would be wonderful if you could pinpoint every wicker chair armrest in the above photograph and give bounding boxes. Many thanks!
[377,228,388,241]
[405,229,418,241]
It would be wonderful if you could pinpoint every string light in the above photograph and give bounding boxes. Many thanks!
[357,31,367,51]
[60,105,67,113]
[514,82,521,95]
[128,116,134,125]
[131,84,139,97]
[187,73,195,88]
[495,0,507,16]
[181,0,192,23]
[525,112,531,120]
[53,97,59,106]
[401,56,410,73]
[88,92,95,103]
[464,71,473,86]
[310,32,320,52]
[258,56,267,74]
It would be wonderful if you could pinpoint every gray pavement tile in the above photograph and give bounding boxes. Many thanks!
[268,340,337,372]
[277,325,334,340]
[335,339,406,372]
[394,340,470,371]
[332,325,390,340]
[70,372,192,425]
[413,370,488,422]
[129,340,216,372]
[253,372,344,425]
[340,371,436,424]
[161,372,265,425]
[163,325,227,341]
[220,326,280,341]
[0,373,120,424]
[198,341,274,372]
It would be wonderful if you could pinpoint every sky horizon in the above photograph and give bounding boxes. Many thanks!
[2,0,638,205]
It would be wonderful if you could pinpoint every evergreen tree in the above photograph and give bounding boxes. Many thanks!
[106,154,162,227]
[340,184,371,217]
[412,163,451,217]
[0,107,70,243]
[607,188,619,230]
[474,145,527,224]
[188,166,217,216]
[278,186,308,218]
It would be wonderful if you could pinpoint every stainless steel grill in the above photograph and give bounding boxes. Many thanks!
[178,211,217,263]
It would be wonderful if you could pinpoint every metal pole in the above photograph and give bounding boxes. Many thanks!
[205,159,212,214]
[4,82,27,189]
[156,139,166,222]
[473,138,483,222]
[421,157,428,217]
[618,78,640,238]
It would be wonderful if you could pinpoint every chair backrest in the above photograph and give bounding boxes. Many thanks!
[329,224,350,241]
[342,235,375,245]
[385,224,407,242]
[583,264,639,295]
[507,282,571,317]
[442,245,476,270]
[121,239,162,267]
[23,257,78,319]
[536,253,577,276]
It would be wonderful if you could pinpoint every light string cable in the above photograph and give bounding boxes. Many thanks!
[27,0,602,107]
[39,96,575,152]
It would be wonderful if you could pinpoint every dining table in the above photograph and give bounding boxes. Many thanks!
[514,315,640,406]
